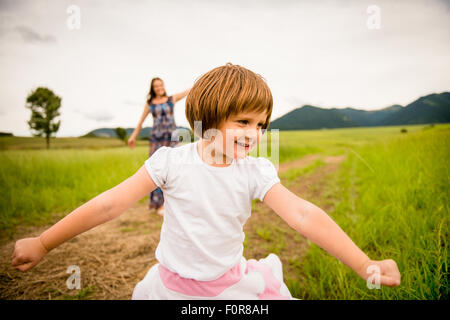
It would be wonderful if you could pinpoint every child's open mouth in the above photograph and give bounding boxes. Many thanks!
[235,141,250,150]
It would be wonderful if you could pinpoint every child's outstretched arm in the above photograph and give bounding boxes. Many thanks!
[263,183,401,287]
[11,165,157,272]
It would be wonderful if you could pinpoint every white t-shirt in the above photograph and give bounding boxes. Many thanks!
[144,140,280,281]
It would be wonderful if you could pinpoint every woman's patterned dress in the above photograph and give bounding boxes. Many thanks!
[148,95,179,209]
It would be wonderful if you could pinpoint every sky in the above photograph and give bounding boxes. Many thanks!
[0,0,449,137]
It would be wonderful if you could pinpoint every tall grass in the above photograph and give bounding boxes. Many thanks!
[0,146,149,237]
[295,127,449,299]
[251,124,430,162]
[0,136,148,150]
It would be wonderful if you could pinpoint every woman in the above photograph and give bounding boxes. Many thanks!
[128,77,190,216]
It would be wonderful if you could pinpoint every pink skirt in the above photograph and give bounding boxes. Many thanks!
[132,253,295,300]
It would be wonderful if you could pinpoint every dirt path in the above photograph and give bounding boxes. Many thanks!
[277,154,321,172]
[243,154,346,284]
[0,154,346,300]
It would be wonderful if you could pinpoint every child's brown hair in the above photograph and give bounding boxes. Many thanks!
[185,63,274,138]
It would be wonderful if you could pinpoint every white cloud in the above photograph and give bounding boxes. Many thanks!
[76,108,115,122]
[14,25,57,44]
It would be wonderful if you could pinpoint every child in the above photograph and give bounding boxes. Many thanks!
[11,63,401,300]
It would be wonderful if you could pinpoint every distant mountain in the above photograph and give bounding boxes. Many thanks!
[380,92,450,125]
[335,105,403,127]
[270,92,449,130]
[82,126,191,139]
[269,105,358,130]
[82,92,449,136]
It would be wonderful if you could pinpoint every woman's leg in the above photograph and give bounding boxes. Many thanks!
[152,133,180,215]
[148,141,165,212]
[148,132,179,214]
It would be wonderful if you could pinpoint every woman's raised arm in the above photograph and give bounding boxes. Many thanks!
[172,88,191,103]
[128,103,150,149]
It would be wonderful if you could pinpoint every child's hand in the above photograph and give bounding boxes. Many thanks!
[358,259,401,287]
[11,237,48,272]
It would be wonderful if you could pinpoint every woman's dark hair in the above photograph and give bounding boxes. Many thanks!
[146,77,167,105]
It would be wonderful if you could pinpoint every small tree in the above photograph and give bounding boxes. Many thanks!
[115,127,127,144]
[26,87,61,149]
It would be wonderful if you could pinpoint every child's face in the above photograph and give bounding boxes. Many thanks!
[209,110,267,163]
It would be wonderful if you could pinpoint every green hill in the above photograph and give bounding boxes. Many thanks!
[336,105,403,127]
[381,92,450,125]
[82,126,191,139]
[270,105,358,130]
[269,92,449,130]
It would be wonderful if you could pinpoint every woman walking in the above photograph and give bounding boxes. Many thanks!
[128,77,190,216]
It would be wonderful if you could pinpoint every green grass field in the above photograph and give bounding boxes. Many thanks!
[1,123,448,299]
[294,125,449,299]
[0,136,149,150]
